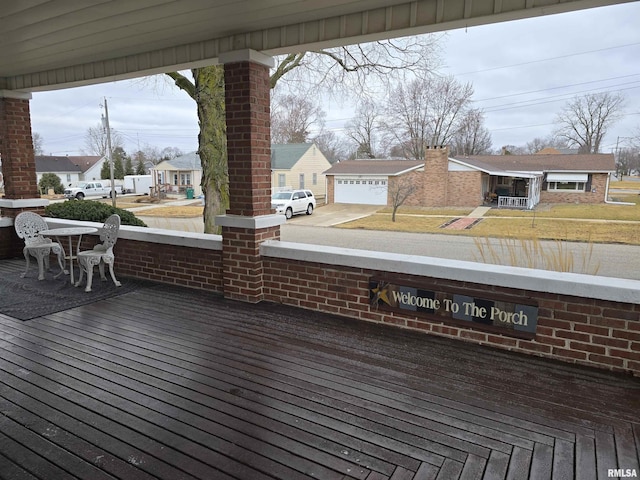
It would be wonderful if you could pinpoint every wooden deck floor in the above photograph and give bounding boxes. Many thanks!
[0,266,638,479]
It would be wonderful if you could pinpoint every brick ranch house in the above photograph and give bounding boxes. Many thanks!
[324,146,616,209]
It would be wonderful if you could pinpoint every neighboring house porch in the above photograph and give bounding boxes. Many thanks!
[150,152,203,198]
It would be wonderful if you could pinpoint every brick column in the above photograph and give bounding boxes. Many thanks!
[0,90,47,259]
[423,145,450,207]
[216,50,284,303]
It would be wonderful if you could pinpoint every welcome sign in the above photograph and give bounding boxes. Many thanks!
[370,279,538,337]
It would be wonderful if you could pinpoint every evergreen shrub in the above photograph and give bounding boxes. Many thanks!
[45,200,147,227]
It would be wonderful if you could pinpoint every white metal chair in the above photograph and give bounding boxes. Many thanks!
[75,214,122,292]
[14,211,66,280]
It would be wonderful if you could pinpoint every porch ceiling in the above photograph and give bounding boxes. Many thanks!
[0,0,634,92]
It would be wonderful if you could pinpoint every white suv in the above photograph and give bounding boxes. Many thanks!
[271,190,316,219]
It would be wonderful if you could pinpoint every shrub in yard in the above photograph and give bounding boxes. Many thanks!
[45,200,147,227]
[38,172,65,194]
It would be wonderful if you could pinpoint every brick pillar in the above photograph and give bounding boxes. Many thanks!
[216,50,284,303]
[423,145,450,207]
[0,90,47,259]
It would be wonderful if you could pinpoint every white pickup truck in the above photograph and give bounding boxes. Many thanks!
[64,181,123,200]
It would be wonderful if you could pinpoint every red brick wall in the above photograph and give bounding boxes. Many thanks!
[0,97,39,199]
[541,174,609,204]
[222,225,280,302]
[326,175,335,204]
[423,146,449,207]
[263,257,640,376]
[114,239,224,292]
[447,171,483,207]
[224,61,272,217]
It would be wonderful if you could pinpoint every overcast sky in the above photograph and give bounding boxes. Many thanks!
[30,1,640,158]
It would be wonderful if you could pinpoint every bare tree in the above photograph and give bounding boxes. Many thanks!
[388,174,419,222]
[428,76,474,146]
[166,34,443,233]
[271,93,325,144]
[312,130,347,164]
[450,109,492,156]
[32,132,44,155]
[83,123,123,156]
[384,75,474,160]
[160,146,183,160]
[345,98,382,158]
[523,135,569,154]
[554,92,625,153]
[616,147,640,176]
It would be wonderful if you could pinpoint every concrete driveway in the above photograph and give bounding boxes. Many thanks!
[287,203,380,226]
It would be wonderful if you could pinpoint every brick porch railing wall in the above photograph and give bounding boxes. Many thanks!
[261,242,640,376]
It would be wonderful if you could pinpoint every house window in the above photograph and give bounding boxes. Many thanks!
[299,173,305,189]
[278,174,286,188]
[548,181,586,192]
[66,174,71,182]
[180,173,191,185]
[312,173,317,185]
[173,174,178,185]
[546,173,589,192]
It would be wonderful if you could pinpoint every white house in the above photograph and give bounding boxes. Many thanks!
[35,155,106,188]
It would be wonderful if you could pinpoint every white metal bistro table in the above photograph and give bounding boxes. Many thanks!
[42,227,98,285]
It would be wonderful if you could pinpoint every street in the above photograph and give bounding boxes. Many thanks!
[281,225,640,281]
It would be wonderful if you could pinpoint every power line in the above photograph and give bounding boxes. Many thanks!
[451,42,640,76]
[474,73,640,103]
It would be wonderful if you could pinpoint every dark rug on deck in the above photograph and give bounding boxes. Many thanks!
[0,266,143,321]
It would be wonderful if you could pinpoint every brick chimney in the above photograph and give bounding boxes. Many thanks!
[423,145,449,207]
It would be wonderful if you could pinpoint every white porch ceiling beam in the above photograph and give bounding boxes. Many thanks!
[7,0,633,91]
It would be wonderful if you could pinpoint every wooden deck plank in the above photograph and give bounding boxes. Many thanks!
[552,439,574,480]
[434,458,463,479]
[30,311,489,462]
[413,461,440,480]
[459,454,486,480]
[596,430,621,480]
[0,338,349,480]
[505,446,532,480]
[615,426,640,474]
[0,259,637,480]
[0,322,416,477]
[482,450,510,480]
[575,434,597,480]
[0,450,39,480]
[49,301,569,455]
[0,392,157,480]
[529,443,553,480]
[133,287,640,424]
[105,291,610,441]
[389,466,414,480]
[0,356,236,480]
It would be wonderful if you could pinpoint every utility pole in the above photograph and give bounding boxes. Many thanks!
[101,97,116,207]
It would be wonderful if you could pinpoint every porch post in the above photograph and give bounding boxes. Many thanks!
[0,90,48,259]
[216,50,284,303]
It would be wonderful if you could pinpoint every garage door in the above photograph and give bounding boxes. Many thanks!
[335,177,388,205]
